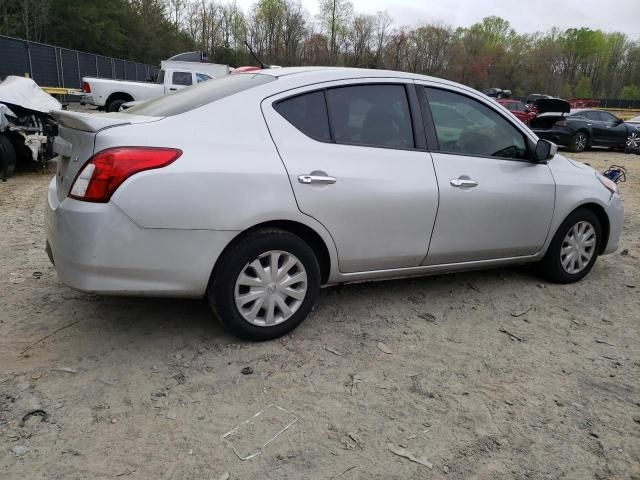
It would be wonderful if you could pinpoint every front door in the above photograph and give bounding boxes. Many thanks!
[593,111,627,146]
[262,80,439,273]
[419,85,555,265]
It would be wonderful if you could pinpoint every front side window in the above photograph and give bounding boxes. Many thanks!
[172,71,192,86]
[596,111,617,123]
[426,87,528,160]
[326,85,414,149]
[274,91,331,141]
[580,111,600,121]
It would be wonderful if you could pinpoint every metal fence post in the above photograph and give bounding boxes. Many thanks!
[60,50,65,88]
[55,48,61,87]
[76,51,81,86]
[26,41,33,79]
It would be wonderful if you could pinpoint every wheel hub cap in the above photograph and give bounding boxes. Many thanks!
[234,250,308,327]
[626,132,639,149]
[560,221,596,274]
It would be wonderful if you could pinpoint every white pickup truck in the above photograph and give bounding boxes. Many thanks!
[82,60,229,112]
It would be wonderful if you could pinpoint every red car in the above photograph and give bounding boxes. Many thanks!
[496,99,536,125]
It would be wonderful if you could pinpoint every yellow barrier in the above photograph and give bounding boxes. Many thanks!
[40,86,82,95]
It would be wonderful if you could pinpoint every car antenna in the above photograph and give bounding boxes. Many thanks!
[244,41,267,69]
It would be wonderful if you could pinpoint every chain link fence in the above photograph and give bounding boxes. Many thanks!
[0,35,160,89]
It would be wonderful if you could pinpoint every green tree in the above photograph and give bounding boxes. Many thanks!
[620,85,640,100]
[318,0,353,65]
[574,77,594,98]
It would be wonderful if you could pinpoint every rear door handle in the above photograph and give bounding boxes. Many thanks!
[450,178,478,188]
[298,174,336,185]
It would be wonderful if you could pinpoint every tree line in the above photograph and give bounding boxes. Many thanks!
[1,0,639,99]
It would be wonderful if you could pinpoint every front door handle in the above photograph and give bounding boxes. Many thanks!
[298,173,336,185]
[450,178,478,188]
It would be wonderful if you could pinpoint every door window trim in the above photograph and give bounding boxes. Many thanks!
[418,85,535,163]
[272,82,428,152]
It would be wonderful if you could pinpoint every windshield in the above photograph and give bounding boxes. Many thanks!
[126,73,275,117]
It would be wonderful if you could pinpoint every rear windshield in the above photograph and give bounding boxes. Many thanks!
[125,73,275,117]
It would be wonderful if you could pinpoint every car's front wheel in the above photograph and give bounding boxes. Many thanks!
[538,208,602,283]
[208,229,320,341]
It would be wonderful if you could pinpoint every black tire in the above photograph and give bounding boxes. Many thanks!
[107,99,127,112]
[568,131,589,152]
[538,208,602,283]
[0,134,17,179]
[208,228,321,341]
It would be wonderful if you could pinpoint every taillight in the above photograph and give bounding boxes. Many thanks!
[82,81,91,93]
[69,147,182,202]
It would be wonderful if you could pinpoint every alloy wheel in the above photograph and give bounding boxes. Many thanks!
[575,133,587,152]
[234,250,308,327]
[560,221,596,274]
[626,132,640,150]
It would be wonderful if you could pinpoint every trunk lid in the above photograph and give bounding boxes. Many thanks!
[52,110,161,201]
[534,98,571,114]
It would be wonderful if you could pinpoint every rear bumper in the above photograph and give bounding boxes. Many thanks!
[45,177,238,297]
[602,192,624,255]
[81,94,95,106]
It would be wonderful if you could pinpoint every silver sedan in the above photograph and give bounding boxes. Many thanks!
[46,68,623,340]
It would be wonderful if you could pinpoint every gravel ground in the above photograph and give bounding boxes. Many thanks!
[0,149,639,480]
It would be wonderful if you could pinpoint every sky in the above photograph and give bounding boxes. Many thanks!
[234,0,640,38]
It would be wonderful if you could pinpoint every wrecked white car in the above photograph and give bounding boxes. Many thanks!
[0,76,60,179]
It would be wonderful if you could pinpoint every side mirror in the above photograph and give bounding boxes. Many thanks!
[533,139,557,163]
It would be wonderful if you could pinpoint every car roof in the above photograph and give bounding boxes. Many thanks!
[252,66,462,87]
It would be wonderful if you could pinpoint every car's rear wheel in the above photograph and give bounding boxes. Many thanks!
[107,99,127,112]
[208,229,320,341]
[568,132,589,152]
[0,134,17,179]
[538,208,602,283]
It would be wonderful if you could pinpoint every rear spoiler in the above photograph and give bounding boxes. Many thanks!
[534,98,571,114]
[52,110,159,133]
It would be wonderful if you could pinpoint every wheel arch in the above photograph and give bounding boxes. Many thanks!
[211,219,333,286]
[105,92,134,109]
[564,202,610,255]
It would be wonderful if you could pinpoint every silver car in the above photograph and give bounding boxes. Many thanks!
[46,68,623,340]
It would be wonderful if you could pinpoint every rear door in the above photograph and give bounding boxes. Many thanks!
[419,85,555,265]
[262,79,439,273]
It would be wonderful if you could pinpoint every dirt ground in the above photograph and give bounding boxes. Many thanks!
[1,149,639,480]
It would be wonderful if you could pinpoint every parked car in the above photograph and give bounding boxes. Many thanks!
[496,98,536,125]
[0,76,59,179]
[46,68,623,340]
[525,93,552,107]
[483,87,511,99]
[531,101,639,152]
[82,60,229,112]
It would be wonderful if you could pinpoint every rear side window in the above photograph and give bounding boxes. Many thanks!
[274,91,330,141]
[275,84,414,149]
[172,71,192,86]
[124,73,276,117]
[326,85,414,149]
